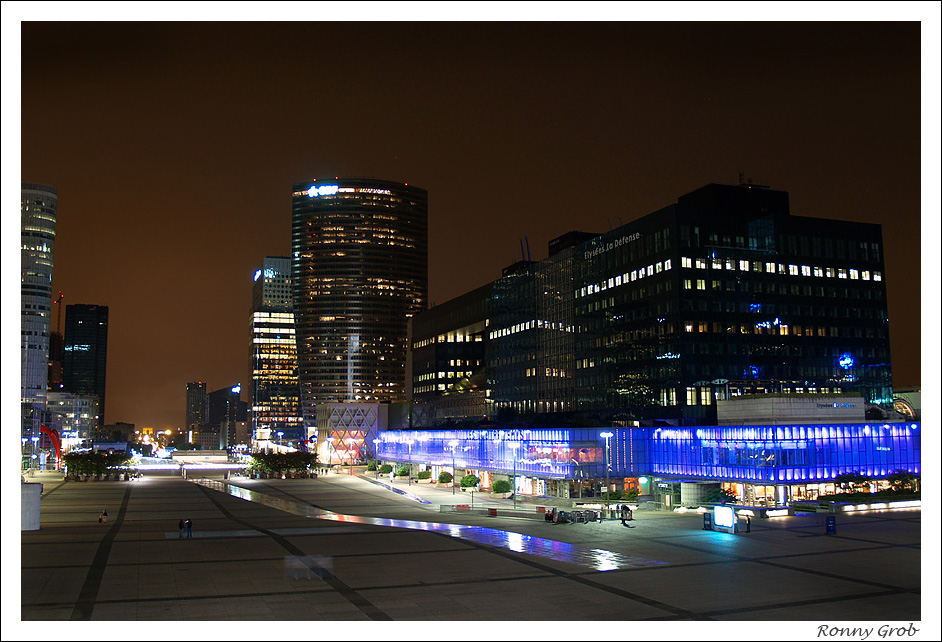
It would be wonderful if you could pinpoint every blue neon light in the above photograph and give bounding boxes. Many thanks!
[307,184,339,198]
[253,269,262,282]
[839,353,855,369]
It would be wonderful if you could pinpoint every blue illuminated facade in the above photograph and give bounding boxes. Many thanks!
[377,422,920,485]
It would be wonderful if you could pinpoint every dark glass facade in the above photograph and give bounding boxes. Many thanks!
[413,183,892,427]
[291,178,428,427]
[62,304,108,428]
[249,257,302,445]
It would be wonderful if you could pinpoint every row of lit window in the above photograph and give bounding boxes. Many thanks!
[681,257,882,282]
[488,319,574,340]
[524,367,567,378]
[683,321,835,337]
[577,260,673,299]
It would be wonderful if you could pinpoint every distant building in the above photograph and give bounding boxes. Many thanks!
[291,178,428,430]
[206,384,247,449]
[62,304,109,428]
[185,382,208,434]
[101,421,135,443]
[249,257,303,447]
[47,392,100,448]
[21,183,57,422]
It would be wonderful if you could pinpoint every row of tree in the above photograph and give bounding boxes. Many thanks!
[62,451,132,478]
[247,451,318,476]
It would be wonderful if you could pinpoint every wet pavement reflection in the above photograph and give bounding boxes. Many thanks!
[197,479,666,572]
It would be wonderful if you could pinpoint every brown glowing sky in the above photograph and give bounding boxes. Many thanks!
[10,11,936,431]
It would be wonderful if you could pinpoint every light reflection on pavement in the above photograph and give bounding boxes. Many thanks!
[196,479,666,572]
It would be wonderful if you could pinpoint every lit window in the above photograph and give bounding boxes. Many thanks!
[766,262,776,272]
[861,270,870,280]
[849,269,859,280]
[814,267,824,277]
[696,279,706,290]
[826,267,835,278]
[695,258,707,269]
[873,272,882,281]
[713,259,723,270]
[838,269,848,279]
[789,264,799,275]
[682,257,692,268]
[739,260,749,271]
[664,259,672,270]
[801,265,811,276]
[684,279,693,289]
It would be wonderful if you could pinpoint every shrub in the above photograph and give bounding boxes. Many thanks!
[460,474,480,488]
[602,490,623,501]
[438,471,453,484]
[396,466,410,477]
[366,461,377,471]
[491,479,512,494]
[417,470,432,479]
[625,488,640,501]
[379,464,393,475]
[701,487,737,504]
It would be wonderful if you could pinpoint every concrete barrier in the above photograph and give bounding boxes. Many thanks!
[22,482,42,531]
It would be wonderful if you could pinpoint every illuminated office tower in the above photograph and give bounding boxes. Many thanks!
[249,257,303,446]
[185,381,208,434]
[21,183,57,411]
[62,304,109,429]
[291,178,428,426]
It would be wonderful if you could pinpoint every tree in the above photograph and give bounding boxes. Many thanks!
[887,470,917,493]
[701,487,737,504]
[438,471,453,485]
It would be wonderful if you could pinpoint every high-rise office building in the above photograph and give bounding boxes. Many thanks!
[185,381,208,434]
[62,304,109,429]
[206,384,248,450]
[21,183,57,411]
[291,178,428,427]
[412,182,893,426]
[249,257,303,446]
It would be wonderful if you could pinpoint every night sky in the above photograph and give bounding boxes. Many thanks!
[9,11,936,432]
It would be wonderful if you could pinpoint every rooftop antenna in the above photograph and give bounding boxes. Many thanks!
[524,236,532,264]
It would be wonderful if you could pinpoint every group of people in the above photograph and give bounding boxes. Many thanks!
[178,518,193,538]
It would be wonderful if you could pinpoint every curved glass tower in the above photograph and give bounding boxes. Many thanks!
[291,178,428,425]
[21,183,57,408]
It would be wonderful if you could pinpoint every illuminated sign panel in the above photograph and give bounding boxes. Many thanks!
[307,185,339,198]
[713,505,735,529]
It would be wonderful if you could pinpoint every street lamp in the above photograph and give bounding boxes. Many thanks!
[600,431,613,512]
[405,438,414,485]
[449,439,458,495]
[372,438,380,478]
[325,436,335,471]
[344,437,355,475]
[508,442,519,509]
[276,431,284,448]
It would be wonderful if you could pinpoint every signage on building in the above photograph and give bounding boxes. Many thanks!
[583,232,641,260]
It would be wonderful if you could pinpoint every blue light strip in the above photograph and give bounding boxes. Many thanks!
[377,422,920,483]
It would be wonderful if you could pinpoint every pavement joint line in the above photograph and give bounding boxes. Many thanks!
[68,483,133,620]
[699,587,909,617]
[424,529,707,620]
[649,537,918,593]
[193,481,394,621]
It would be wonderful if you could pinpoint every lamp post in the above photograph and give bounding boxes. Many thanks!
[373,438,380,478]
[325,436,335,472]
[344,437,355,475]
[405,438,414,485]
[276,431,284,448]
[449,439,458,495]
[508,442,519,509]
[600,431,613,512]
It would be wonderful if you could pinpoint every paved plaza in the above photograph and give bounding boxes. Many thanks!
[15,469,929,635]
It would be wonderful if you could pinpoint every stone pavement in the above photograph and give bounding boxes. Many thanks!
[15,468,931,637]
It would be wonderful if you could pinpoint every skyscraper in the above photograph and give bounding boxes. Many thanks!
[62,304,109,430]
[21,183,57,411]
[249,257,303,446]
[291,178,428,427]
[185,380,208,443]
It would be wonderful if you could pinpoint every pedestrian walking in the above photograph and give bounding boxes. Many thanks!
[99,510,108,524]
[619,504,627,525]
[185,518,193,538]
[178,519,185,538]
